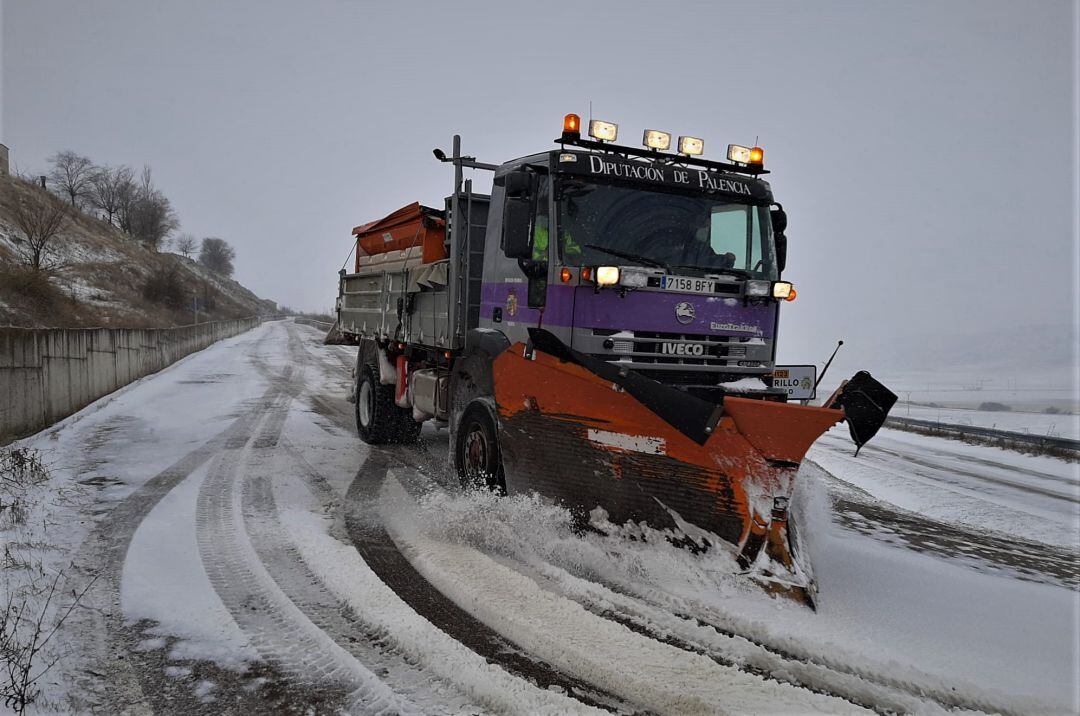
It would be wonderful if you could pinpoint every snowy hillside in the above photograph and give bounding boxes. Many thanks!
[0,174,276,328]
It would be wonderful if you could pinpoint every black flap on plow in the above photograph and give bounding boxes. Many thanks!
[527,328,723,445]
[831,371,897,454]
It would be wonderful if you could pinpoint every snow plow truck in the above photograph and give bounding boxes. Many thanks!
[335,114,896,603]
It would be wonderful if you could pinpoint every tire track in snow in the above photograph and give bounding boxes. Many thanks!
[201,320,484,712]
[239,407,481,713]
[194,402,420,715]
[383,467,1042,715]
[378,476,869,716]
[299,337,640,709]
[520,558,1014,715]
[65,322,380,712]
[540,555,1042,716]
[344,449,639,713]
[63,325,290,711]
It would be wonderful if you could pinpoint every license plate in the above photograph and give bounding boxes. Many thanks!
[660,275,716,294]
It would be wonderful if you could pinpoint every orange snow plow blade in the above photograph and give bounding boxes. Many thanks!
[490,331,861,605]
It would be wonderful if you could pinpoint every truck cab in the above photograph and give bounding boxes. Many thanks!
[479,143,792,402]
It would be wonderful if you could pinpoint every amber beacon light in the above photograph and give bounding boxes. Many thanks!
[562,113,582,140]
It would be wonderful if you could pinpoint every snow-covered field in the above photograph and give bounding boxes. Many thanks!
[3,319,1078,714]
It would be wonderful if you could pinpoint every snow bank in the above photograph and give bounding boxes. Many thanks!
[810,426,1080,548]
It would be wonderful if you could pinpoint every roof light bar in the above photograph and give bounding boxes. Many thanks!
[643,129,671,151]
[727,144,752,163]
[678,136,704,156]
[588,119,618,142]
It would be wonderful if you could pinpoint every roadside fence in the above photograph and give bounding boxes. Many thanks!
[885,416,1079,460]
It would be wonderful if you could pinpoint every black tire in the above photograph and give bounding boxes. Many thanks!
[355,363,422,444]
[454,404,506,494]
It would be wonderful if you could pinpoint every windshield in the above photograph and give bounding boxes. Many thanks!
[556,179,777,280]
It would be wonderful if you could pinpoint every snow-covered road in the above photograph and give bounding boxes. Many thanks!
[7,319,1078,714]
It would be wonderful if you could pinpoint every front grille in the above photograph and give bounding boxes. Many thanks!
[591,329,763,371]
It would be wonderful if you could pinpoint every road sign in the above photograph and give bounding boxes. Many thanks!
[772,365,817,401]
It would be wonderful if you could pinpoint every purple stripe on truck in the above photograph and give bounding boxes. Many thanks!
[480,283,774,338]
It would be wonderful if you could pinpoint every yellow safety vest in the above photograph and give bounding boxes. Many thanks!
[533,224,581,261]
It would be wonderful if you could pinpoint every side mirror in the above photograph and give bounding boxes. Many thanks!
[502,197,532,259]
[771,204,788,274]
[770,204,787,234]
[503,170,532,199]
[775,233,787,274]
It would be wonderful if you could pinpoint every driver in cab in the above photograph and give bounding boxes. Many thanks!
[683,214,735,270]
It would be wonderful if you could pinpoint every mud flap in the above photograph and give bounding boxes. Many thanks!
[829,371,897,455]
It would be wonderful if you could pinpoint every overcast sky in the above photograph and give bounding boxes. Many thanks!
[2,0,1077,374]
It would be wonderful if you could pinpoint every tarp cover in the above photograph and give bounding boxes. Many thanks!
[352,202,447,266]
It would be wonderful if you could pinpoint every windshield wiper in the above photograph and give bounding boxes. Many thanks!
[670,264,753,279]
[584,244,668,269]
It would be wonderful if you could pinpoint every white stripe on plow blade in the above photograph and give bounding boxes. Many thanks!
[587,429,666,455]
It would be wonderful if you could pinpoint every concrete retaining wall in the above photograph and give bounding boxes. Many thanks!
[0,318,259,444]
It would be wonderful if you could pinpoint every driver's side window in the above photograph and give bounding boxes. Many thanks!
[526,179,550,308]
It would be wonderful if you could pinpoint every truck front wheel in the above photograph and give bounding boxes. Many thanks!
[454,405,506,494]
[355,364,421,444]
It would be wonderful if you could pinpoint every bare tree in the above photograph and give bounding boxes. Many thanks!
[127,166,178,250]
[47,151,96,208]
[88,165,132,226]
[9,187,71,272]
[114,171,137,234]
[199,237,236,277]
[174,233,197,258]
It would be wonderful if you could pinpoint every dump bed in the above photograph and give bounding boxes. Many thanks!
[352,202,447,267]
[336,192,489,350]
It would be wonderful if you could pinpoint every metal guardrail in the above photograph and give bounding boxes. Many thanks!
[885,416,1080,455]
[292,317,335,329]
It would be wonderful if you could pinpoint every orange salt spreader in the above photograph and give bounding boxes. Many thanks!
[352,202,447,269]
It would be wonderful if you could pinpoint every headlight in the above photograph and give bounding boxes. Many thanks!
[619,268,649,288]
[772,281,795,300]
[595,266,620,286]
[745,280,771,297]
